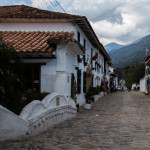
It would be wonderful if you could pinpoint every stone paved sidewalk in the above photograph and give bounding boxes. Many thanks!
[1,91,150,150]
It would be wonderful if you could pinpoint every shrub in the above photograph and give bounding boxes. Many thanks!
[0,37,50,115]
[85,85,105,103]
[97,85,104,93]
[0,37,27,114]
[19,92,50,114]
[85,86,94,103]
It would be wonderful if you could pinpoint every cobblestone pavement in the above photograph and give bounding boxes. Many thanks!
[1,91,150,150]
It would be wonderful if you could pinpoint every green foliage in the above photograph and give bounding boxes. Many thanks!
[85,86,94,103]
[96,85,104,93]
[24,92,49,102]
[85,86,104,103]
[0,36,50,115]
[125,63,145,89]
[0,37,27,114]
[19,92,50,114]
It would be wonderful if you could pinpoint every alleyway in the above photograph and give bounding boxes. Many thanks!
[1,91,150,150]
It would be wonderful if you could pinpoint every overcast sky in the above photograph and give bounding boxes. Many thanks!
[1,0,150,45]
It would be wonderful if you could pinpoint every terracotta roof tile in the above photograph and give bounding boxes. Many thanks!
[0,31,85,53]
[0,5,83,20]
[0,5,111,61]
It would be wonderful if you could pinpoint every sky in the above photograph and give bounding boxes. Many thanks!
[1,0,150,46]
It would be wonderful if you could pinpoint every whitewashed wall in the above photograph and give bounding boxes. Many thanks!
[41,44,66,94]
[115,77,119,88]
[0,93,77,141]
[65,46,77,97]
[0,106,28,141]
[140,77,146,92]
[0,22,74,32]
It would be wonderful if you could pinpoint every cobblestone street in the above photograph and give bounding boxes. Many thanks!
[1,91,150,150]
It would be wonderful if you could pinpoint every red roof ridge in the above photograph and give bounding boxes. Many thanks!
[0,5,84,19]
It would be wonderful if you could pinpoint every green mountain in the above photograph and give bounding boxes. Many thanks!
[105,42,124,53]
[106,35,150,68]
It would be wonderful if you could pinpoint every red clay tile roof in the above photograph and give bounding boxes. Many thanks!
[0,5,110,61]
[0,31,85,53]
[0,5,83,19]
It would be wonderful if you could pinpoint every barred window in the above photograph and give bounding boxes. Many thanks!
[83,71,86,93]
[77,70,81,94]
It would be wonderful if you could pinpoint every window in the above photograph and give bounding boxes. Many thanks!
[104,61,106,75]
[83,39,86,63]
[77,55,80,62]
[83,71,86,93]
[83,55,85,63]
[77,70,81,94]
[91,48,93,68]
[23,64,41,92]
[77,31,80,42]
[84,39,86,48]
[101,59,104,74]
[92,74,94,86]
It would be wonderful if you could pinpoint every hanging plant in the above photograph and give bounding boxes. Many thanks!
[84,62,88,66]
[78,58,82,63]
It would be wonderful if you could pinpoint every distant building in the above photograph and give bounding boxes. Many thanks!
[108,66,118,92]
[140,55,150,93]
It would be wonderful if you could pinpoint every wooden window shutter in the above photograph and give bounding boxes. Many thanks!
[77,70,81,94]
[83,55,85,63]
[77,31,80,42]
[92,74,94,86]
[77,55,80,61]
[91,48,93,68]
[83,71,87,93]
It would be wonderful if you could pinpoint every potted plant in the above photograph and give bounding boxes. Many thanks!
[84,93,93,109]
[84,62,88,66]
[78,58,82,63]
[84,86,94,109]
[77,56,82,63]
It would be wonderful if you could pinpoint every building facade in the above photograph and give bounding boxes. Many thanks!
[0,5,111,105]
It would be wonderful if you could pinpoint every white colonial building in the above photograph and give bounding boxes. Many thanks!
[109,66,119,91]
[0,5,111,105]
[140,55,150,93]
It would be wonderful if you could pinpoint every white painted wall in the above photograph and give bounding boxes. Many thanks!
[65,47,77,97]
[0,93,77,141]
[0,106,28,141]
[115,77,118,88]
[0,22,75,32]
[41,44,66,94]
[140,77,146,92]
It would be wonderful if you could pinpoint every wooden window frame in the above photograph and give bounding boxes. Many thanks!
[77,31,80,43]
[77,70,81,94]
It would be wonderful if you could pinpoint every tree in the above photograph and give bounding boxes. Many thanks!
[0,37,26,114]
[125,63,145,89]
